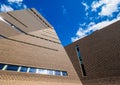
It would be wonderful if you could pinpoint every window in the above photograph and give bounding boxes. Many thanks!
[0,63,5,70]
[6,65,19,71]
[0,36,3,39]
[62,71,68,76]
[38,69,48,75]
[55,70,61,76]
[0,63,68,76]
[29,67,36,73]
[20,66,28,72]
[75,45,86,76]
[76,45,83,64]
[47,70,54,75]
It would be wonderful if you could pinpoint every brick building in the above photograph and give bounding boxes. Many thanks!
[0,8,120,85]
[65,20,120,85]
[0,8,82,85]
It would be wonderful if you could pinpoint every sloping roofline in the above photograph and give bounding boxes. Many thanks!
[30,8,54,29]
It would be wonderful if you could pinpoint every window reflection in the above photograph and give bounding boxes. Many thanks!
[55,70,61,76]
[48,70,54,75]
[29,67,36,73]
[6,65,19,71]
[0,63,68,76]
[20,66,28,72]
[38,69,48,74]
[62,71,68,76]
[0,63,5,69]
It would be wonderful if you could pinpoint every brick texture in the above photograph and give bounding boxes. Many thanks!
[65,20,120,85]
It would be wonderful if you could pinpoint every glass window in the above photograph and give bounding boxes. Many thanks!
[0,63,5,70]
[0,36,3,39]
[55,70,61,76]
[38,69,48,75]
[6,65,19,71]
[29,67,36,73]
[47,70,54,75]
[20,66,28,72]
[62,71,68,76]
[0,63,68,76]
[75,45,86,76]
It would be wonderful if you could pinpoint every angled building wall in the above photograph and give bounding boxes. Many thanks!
[0,8,82,85]
[65,20,120,85]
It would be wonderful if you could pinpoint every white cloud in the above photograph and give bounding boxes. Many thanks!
[8,0,27,9]
[0,4,14,12]
[99,0,120,16]
[91,0,120,16]
[0,0,27,12]
[79,22,86,26]
[117,13,120,17]
[71,16,120,42]
[71,28,86,42]
[72,0,120,42]
[8,0,23,3]
[23,4,27,9]
[82,2,89,11]
[91,0,104,11]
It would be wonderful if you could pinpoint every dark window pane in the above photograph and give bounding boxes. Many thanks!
[62,71,68,76]
[6,65,19,71]
[55,70,61,76]
[20,66,28,72]
[81,64,86,76]
[29,67,36,73]
[75,45,86,76]
[0,63,5,70]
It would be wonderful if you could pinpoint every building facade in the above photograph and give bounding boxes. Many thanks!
[1,8,120,85]
[65,20,120,85]
[0,8,82,85]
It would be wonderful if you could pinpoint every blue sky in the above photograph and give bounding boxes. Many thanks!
[0,0,120,46]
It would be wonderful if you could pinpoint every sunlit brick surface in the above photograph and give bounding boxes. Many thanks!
[0,8,82,85]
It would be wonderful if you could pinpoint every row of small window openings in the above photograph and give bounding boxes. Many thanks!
[0,63,68,76]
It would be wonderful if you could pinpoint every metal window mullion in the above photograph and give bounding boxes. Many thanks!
[27,67,30,73]
[53,70,55,75]
[36,69,39,73]
[2,65,8,70]
[17,66,22,72]
[60,71,63,76]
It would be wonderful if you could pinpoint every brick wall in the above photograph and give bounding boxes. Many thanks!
[65,20,120,85]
